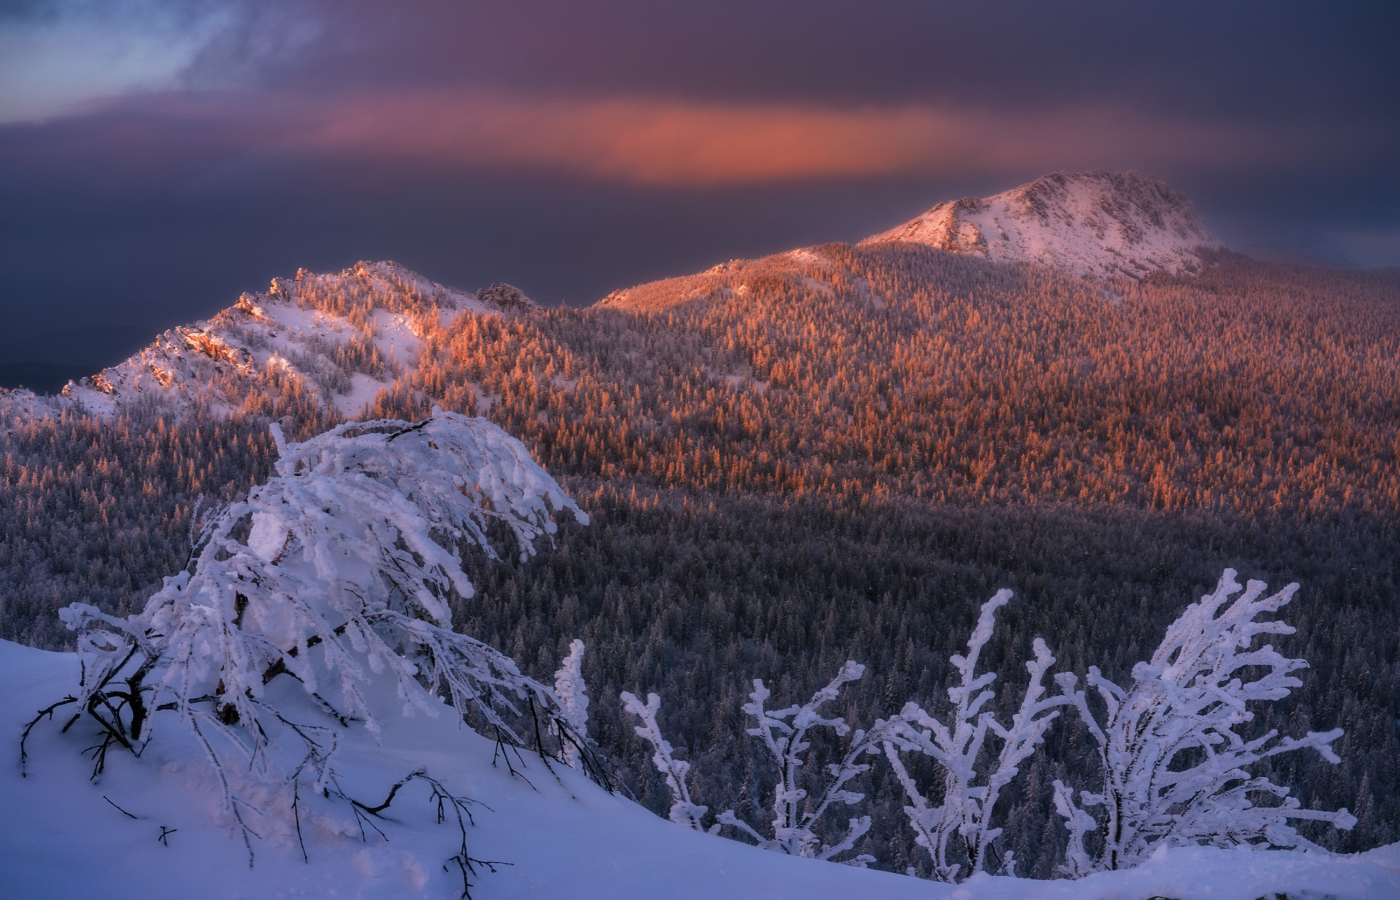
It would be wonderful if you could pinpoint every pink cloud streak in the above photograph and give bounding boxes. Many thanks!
[278,91,1277,185]
[32,88,1368,188]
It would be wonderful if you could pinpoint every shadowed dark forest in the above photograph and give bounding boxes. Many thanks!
[2,246,1397,873]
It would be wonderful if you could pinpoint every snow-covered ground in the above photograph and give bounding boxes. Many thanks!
[4,639,1397,900]
[863,171,1222,279]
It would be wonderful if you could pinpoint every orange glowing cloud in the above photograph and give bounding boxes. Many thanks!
[74,88,1360,188]
[274,90,1284,185]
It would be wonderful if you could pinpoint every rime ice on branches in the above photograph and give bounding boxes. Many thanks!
[871,590,1066,882]
[47,410,594,870]
[625,661,877,866]
[1053,570,1355,874]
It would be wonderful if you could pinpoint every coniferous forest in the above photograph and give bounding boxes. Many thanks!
[2,245,1397,875]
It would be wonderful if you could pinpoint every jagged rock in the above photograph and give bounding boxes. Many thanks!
[477,282,535,311]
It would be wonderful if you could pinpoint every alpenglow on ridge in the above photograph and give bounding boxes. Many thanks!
[862,170,1222,279]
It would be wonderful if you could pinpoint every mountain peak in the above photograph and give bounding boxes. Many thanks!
[862,170,1221,278]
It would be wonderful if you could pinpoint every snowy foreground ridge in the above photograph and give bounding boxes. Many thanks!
[3,641,1399,900]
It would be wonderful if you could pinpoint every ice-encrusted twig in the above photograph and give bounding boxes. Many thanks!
[620,691,712,832]
[872,591,1067,881]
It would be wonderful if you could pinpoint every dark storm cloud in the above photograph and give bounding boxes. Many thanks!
[7,2,1366,150]
[1,0,1397,386]
[9,0,1398,139]
[191,0,1398,121]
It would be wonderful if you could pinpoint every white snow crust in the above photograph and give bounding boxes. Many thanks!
[863,171,1222,279]
[4,639,1398,900]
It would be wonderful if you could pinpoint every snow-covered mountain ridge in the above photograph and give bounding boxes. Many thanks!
[862,170,1222,278]
[1,171,1219,416]
[2,261,531,420]
[595,171,1222,315]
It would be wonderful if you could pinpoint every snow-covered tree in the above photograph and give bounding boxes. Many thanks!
[624,662,877,866]
[871,590,1066,881]
[37,410,595,869]
[1052,570,1356,875]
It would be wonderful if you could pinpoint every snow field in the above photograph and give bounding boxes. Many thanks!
[5,640,1399,900]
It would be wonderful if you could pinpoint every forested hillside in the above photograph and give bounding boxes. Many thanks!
[2,246,1397,874]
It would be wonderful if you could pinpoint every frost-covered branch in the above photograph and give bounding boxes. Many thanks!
[872,590,1066,881]
[554,640,590,769]
[620,691,712,832]
[726,661,874,864]
[44,410,596,871]
[625,662,876,866]
[1053,569,1355,875]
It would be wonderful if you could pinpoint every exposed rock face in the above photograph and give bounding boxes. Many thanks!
[476,283,535,311]
[862,171,1222,278]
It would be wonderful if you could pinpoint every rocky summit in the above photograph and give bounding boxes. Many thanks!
[863,170,1221,279]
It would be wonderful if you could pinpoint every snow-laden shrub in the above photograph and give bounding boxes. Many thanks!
[719,663,877,865]
[1053,569,1356,874]
[621,574,1355,882]
[624,662,876,866]
[871,590,1066,881]
[33,410,596,870]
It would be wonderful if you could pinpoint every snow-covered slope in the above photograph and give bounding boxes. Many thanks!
[2,172,1217,420]
[4,639,1398,900]
[863,171,1222,278]
[3,262,530,419]
[593,171,1219,316]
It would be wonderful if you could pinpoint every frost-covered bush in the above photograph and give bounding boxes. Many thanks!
[620,573,1356,881]
[871,590,1065,881]
[624,662,876,866]
[1053,570,1356,874]
[554,639,590,769]
[619,691,713,832]
[32,410,595,868]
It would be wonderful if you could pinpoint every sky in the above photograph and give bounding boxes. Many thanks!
[1,0,1398,386]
